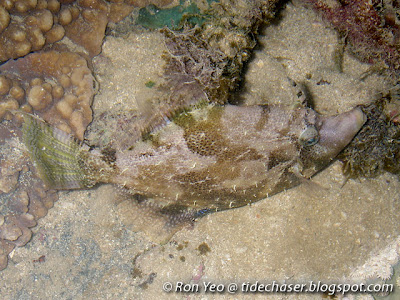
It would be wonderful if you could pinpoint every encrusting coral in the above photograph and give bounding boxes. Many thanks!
[0,122,58,270]
[0,49,94,270]
[0,0,180,63]
[0,50,95,140]
[0,0,66,62]
[350,237,400,289]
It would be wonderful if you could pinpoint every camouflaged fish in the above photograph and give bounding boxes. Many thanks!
[21,102,366,238]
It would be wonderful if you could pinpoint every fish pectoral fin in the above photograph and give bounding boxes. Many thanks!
[298,177,328,195]
[113,190,198,244]
[339,175,350,188]
[290,164,328,193]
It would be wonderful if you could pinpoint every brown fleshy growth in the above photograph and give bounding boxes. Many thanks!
[107,1,135,23]
[196,242,211,255]
[0,123,58,270]
[0,51,95,140]
[301,0,400,75]
[0,240,14,271]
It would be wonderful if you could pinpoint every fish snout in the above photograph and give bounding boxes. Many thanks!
[346,106,367,132]
[317,107,366,157]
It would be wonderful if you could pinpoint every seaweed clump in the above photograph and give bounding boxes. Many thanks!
[339,91,400,178]
[161,0,281,108]
[302,0,400,76]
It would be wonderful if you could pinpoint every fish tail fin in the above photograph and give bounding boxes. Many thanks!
[22,114,112,189]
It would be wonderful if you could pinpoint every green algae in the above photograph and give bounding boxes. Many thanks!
[145,80,156,88]
[137,0,218,30]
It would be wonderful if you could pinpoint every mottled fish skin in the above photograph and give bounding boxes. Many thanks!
[22,103,366,213]
[110,104,366,211]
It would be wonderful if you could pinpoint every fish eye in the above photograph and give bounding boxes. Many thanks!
[299,126,319,147]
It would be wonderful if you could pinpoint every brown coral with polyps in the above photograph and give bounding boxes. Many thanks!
[64,0,109,57]
[0,0,113,62]
[0,0,181,63]
[0,0,66,62]
[0,50,95,140]
[0,50,95,269]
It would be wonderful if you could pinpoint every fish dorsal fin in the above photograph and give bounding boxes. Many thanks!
[151,100,211,132]
[86,97,209,151]
[94,78,210,150]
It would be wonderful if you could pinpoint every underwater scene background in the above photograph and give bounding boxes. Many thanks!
[0,1,400,299]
